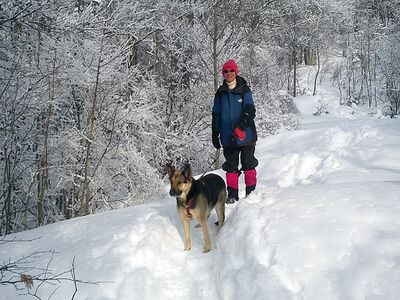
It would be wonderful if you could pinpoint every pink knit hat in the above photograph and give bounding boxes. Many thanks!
[221,59,239,76]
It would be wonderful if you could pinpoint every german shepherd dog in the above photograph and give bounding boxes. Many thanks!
[165,163,226,253]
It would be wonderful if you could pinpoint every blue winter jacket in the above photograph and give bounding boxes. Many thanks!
[212,76,258,147]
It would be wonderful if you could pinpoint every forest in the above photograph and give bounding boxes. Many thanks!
[1,0,399,235]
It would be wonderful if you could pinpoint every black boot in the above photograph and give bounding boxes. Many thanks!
[226,186,239,204]
[245,185,256,197]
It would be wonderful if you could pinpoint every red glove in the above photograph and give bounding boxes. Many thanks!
[234,127,246,141]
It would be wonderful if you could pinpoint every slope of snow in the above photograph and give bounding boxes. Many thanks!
[1,92,400,300]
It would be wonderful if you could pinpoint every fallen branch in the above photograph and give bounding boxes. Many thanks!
[0,239,110,299]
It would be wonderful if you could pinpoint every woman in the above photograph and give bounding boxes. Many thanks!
[212,59,258,203]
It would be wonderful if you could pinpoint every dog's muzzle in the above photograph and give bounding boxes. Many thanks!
[169,189,181,197]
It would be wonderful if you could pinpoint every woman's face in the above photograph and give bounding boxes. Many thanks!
[223,69,236,83]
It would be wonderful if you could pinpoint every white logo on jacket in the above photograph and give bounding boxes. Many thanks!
[237,99,243,103]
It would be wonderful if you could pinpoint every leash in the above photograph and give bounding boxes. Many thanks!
[199,156,218,178]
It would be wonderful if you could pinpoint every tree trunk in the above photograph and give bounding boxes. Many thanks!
[212,0,220,170]
[2,147,13,235]
[313,47,320,96]
[304,47,317,65]
[293,47,297,97]
[37,54,56,226]
[81,43,103,215]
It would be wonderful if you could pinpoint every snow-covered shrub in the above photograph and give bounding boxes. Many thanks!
[255,91,299,137]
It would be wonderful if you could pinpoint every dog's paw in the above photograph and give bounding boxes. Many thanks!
[184,241,192,251]
[203,243,212,253]
[203,247,211,253]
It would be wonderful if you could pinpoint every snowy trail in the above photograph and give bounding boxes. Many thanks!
[216,181,400,300]
[1,96,400,300]
[211,107,400,299]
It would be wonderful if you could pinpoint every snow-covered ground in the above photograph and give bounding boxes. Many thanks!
[1,89,400,299]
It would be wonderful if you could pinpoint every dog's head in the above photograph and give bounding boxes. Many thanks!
[165,163,193,199]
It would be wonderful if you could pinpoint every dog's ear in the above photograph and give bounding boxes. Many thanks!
[182,163,192,180]
[165,163,175,177]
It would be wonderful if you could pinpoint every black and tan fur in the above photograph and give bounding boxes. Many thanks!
[166,163,226,253]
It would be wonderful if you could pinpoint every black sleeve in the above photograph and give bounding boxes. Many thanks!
[212,113,220,135]
[238,104,256,129]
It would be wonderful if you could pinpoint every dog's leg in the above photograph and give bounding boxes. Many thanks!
[215,189,226,231]
[197,206,212,228]
[181,217,191,251]
[215,199,225,232]
[199,218,212,253]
